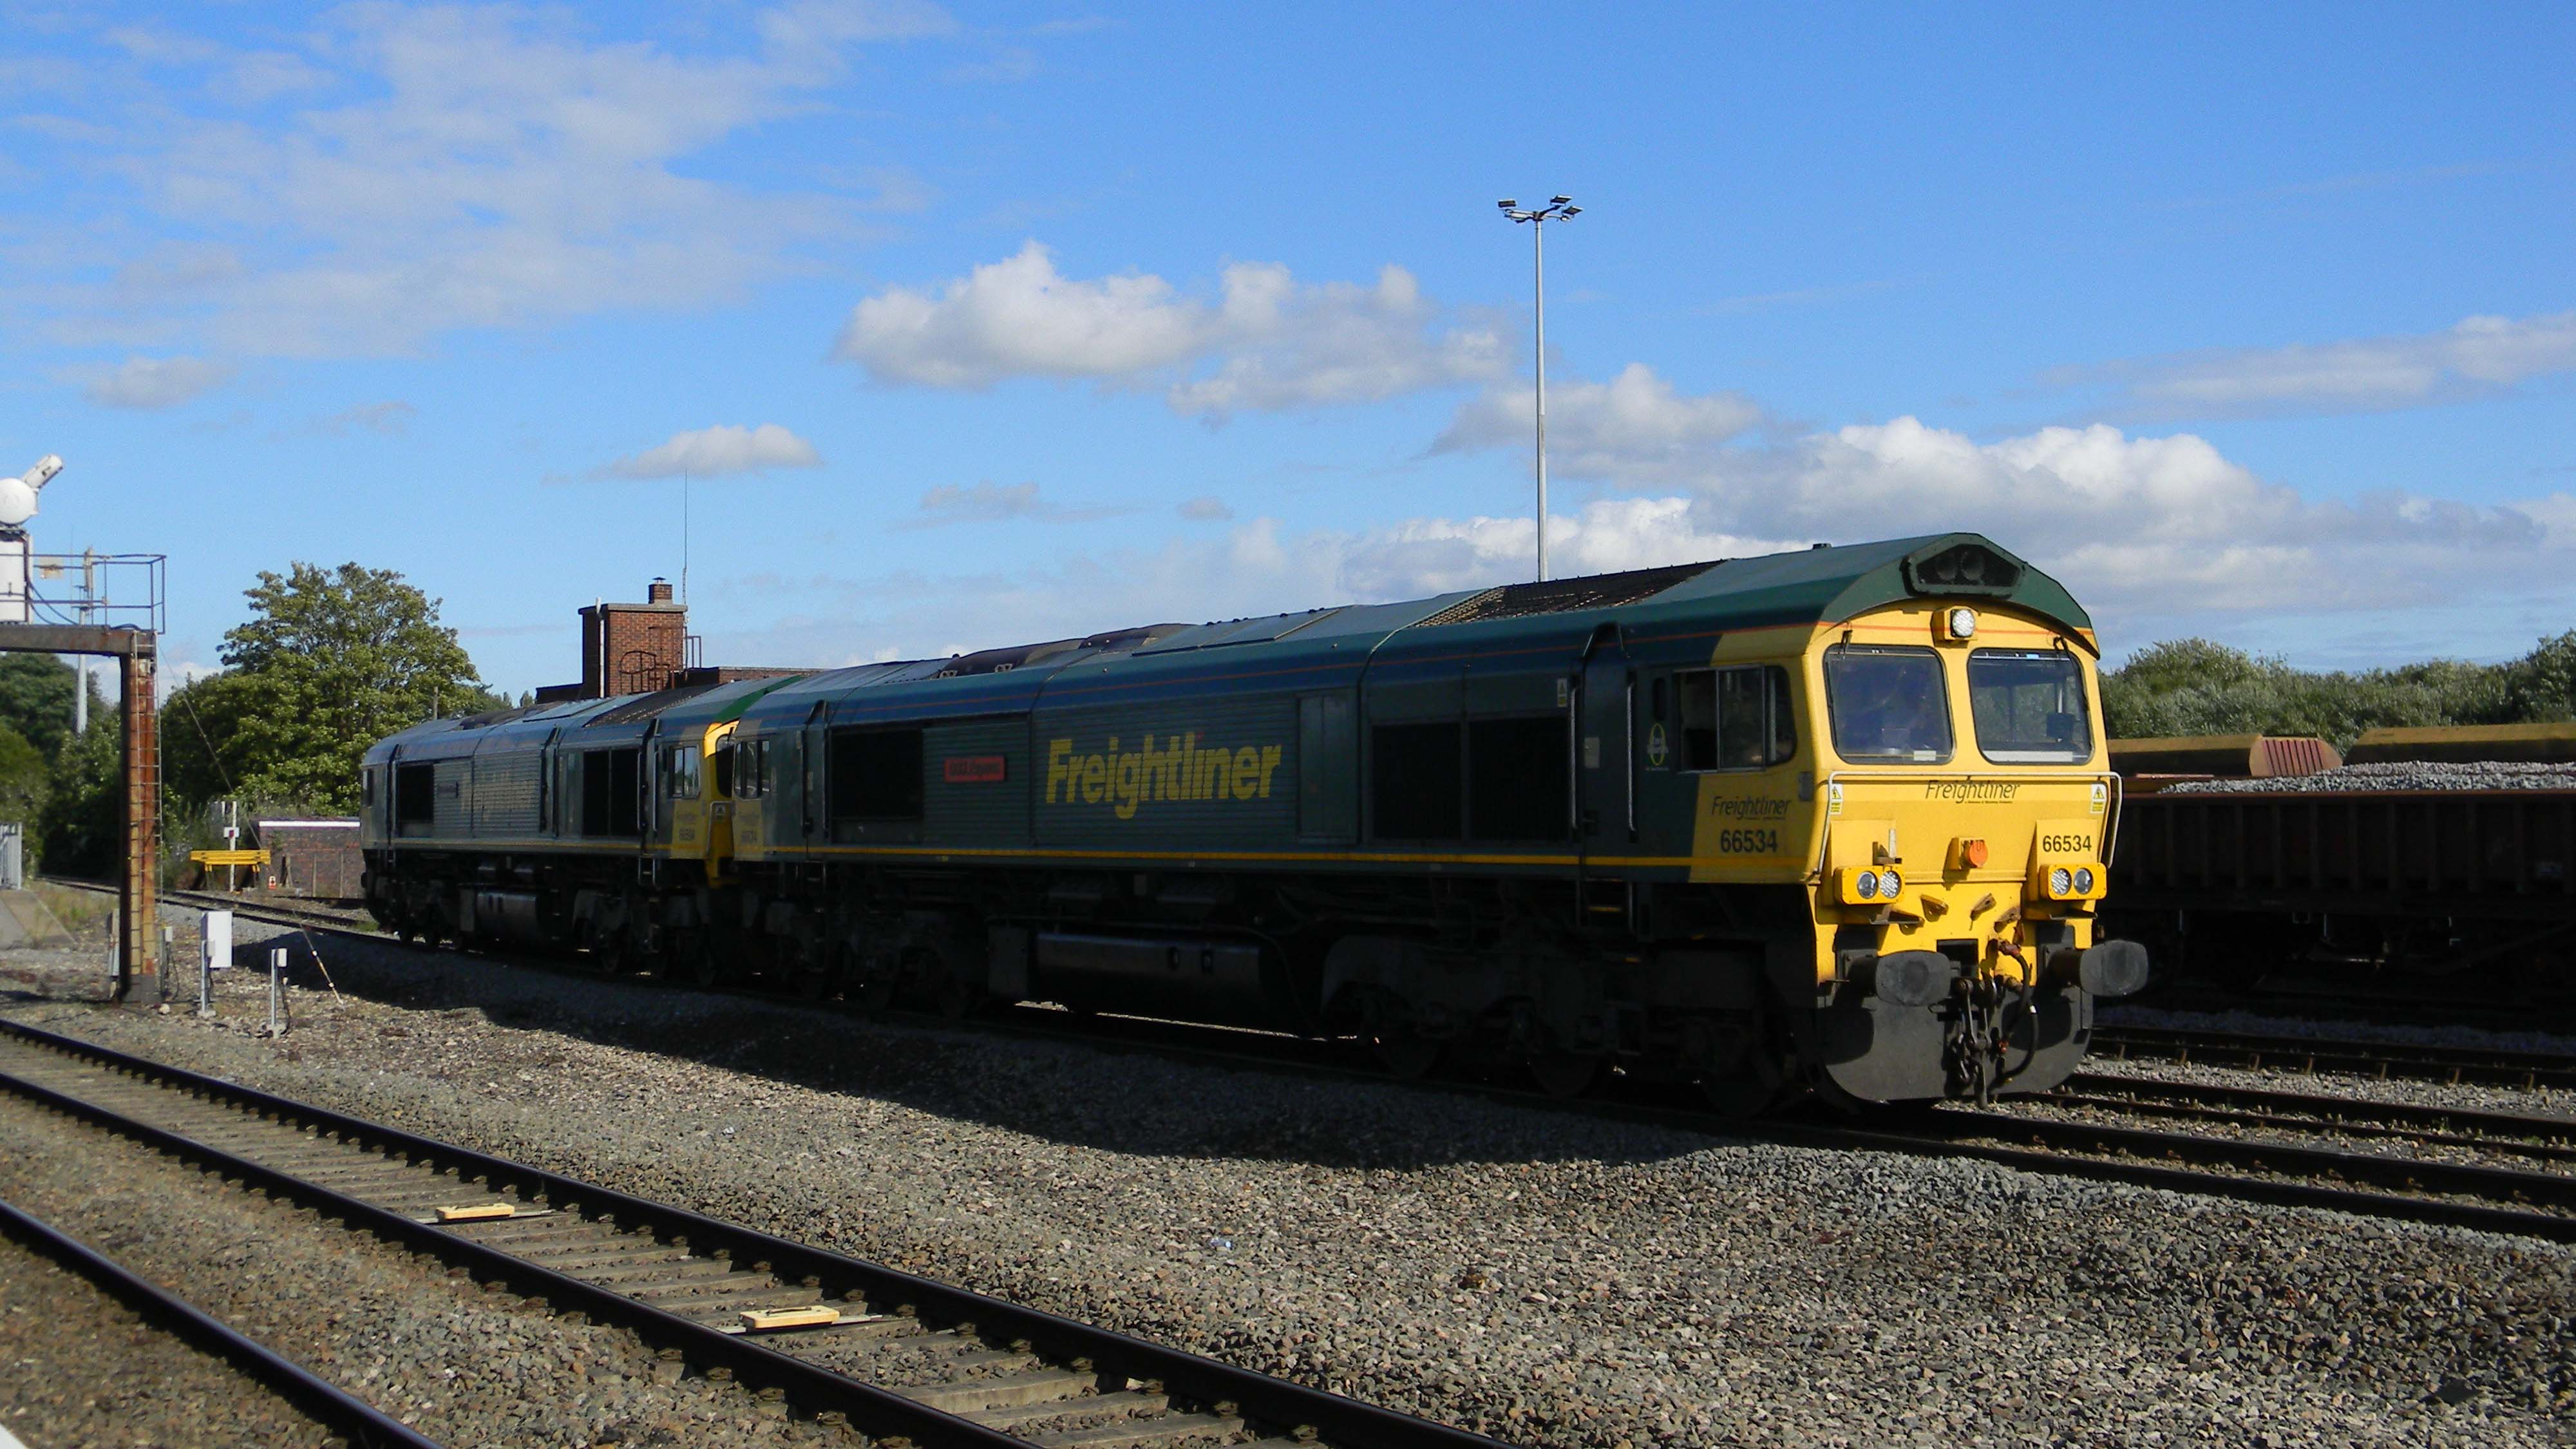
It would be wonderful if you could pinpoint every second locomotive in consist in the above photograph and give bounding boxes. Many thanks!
[361,533,2148,1108]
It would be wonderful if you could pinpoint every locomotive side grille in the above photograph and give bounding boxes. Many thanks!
[1414,560,1716,628]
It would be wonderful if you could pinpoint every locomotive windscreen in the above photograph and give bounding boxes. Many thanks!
[1967,650,2093,764]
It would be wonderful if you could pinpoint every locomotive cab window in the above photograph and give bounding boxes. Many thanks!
[1823,645,1953,763]
[663,744,701,800]
[1968,649,2094,764]
[712,741,736,798]
[732,737,769,798]
[1672,665,1797,771]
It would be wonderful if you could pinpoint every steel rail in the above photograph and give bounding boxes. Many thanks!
[0,1195,446,1449]
[2053,1070,2576,1161]
[1911,1107,2576,1223]
[0,1018,1511,1449]
[2092,1024,2576,1090]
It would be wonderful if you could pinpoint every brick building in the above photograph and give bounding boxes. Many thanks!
[533,578,688,703]
[531,578,804,704]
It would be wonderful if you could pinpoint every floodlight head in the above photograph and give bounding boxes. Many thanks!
[1550,194,1573,205]
[0,455,59,529]
[1561,206,1582,217]
[1497,198,1517,209]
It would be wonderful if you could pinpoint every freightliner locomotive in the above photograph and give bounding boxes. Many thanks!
[361,534,2148,1110]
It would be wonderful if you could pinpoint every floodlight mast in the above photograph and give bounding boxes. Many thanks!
[1497,197,1580,581]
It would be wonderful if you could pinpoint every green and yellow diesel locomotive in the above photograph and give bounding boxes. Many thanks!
[361,533,2147,1108]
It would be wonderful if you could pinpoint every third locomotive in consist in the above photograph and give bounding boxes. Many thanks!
[361,534,2149,1110]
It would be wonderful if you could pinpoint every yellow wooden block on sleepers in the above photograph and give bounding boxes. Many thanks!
[740,1305,842,1331]
[433,1202,518,1222]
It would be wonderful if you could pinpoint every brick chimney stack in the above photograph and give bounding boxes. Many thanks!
[531,576,688,701]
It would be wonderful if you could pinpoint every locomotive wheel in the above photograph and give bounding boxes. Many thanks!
[850,969,902,1016]
[1526,1049,1602,1099]
[1371,1028,1445,1080]
[930,971,981,1020]
[592,927,630,978]
[791,944,835,1000]
[1696,1071,1778,1118]
[680,933,722,989]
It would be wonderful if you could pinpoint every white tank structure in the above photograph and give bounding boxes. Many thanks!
[0,456,62,626]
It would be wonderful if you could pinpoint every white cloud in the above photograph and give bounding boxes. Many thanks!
[835,242,1505,417]
[1434,363,1767,482]
[70,355,234,408]
[2069,308,2576,419]
[604,424,822,479]
[15,4,956,358]
[899,480,1127,527]
[316,400,415,435]
[755,0,958,50]
[1176,496,1234,520]
[840,242,1208,388]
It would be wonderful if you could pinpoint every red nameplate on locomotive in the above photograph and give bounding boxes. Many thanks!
[943,755,1007,783]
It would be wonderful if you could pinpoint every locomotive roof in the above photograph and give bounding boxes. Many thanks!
[718,533,2088,733]
[366,533,2091,759]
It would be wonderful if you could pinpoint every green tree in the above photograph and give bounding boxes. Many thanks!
[160,670,260,813]
[0,652,84,760]
[36,707,121,876]
[0,724,48,828]
[2101,631,2576,750]
[207,563,501,812]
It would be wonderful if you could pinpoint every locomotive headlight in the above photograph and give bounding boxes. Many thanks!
[2072,866,2096,895]
[1946,607,1978,640]
[1855,870,1881,900]
[2048,866,2074,898]
[1877,869,1902,898]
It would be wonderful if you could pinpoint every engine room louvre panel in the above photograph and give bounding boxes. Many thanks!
[923,719,1029,847]
[393,762,435,837]
[827,727,925,841]
[1371,721,1464,842]
[574,749,643,837]
[1467,716,1571,842]
[473,747,542,836]
[431,760,468,838]
[1033,696,1298,851]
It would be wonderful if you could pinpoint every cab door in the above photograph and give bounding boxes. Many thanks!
[705,724,738,873]
[1578,625,1635,846]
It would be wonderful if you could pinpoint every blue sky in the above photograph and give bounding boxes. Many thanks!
[3,1,2572,696]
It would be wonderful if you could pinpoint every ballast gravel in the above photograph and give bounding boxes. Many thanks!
[0,1050,855,1448]
[0,1228,335,1448]
[2162,761,2576,794]
[6,925,2575,1448]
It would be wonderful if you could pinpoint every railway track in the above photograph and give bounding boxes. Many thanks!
[0,1193,440,1449]
[0,1017,1509,1449]
[2049,1070,2576,1164]
[64,878,2576,1242]
[2092,1023,2576,1091]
